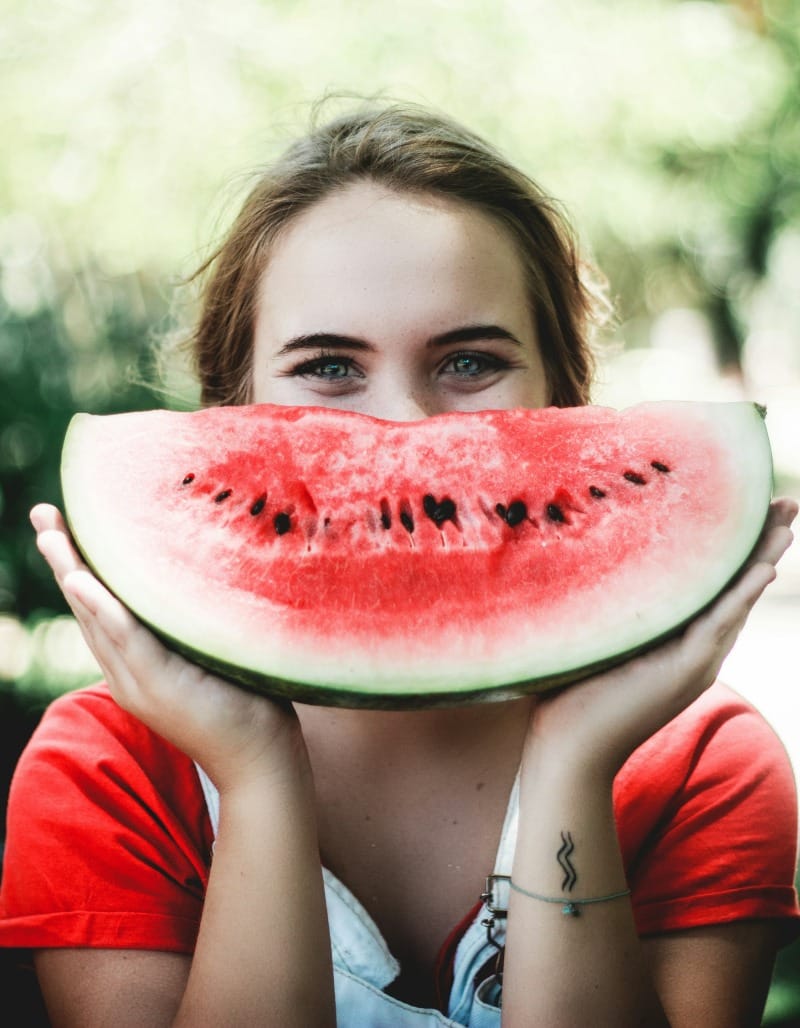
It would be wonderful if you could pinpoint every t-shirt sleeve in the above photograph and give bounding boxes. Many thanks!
[615,682,800,940]
[0,684,213,953]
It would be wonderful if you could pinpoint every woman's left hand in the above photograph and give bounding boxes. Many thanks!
[525,496,797,780]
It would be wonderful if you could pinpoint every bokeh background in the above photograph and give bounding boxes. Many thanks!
[1,0,799,1020]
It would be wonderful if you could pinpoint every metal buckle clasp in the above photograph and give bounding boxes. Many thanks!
[480,874,510,978]
[480,873,511,918]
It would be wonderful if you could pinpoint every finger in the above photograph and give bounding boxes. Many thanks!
[752,523,794,569]
[64,570,147,658]
[35,534,118,677]
[64,570,174,687]
[37,512,178,716]
[64,570,231,731]
[36,527,90,586]
[30,503,65,533]
[683,560,776,670]
[62,572,162,706]
[52,576,131,692]
[31,507,84,572]
[736,498,795,572]
[755,499,796,542]
[64,589,120,683]
[762,499,798,545]
[66,611,148,710]
[772,496,799,527]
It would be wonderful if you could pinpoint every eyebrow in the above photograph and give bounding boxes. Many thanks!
[275,324,523,356]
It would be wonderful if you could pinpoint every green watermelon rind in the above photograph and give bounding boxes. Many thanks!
[60,401,774,710]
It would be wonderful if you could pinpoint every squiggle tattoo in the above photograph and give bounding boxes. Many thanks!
[557,831,576,891]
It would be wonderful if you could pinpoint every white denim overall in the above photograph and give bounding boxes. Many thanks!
[196,766,519,1027]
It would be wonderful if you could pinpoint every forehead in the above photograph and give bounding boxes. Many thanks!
[255,181,531,337]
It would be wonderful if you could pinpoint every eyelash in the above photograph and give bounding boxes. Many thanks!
[290,350,511,381]
[442,351,511,377]
[291,352,363,380]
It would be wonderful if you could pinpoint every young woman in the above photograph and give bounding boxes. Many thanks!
[1,103,798,1028]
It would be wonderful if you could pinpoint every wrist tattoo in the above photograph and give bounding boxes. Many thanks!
[557,830,576,892]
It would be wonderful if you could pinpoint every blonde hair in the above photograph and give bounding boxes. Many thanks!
[188,102,608,407]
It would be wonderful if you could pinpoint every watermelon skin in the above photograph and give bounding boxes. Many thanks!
[60,402,772,709]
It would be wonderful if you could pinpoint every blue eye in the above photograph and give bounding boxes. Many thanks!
[445,352,507,377]
[293,355,361,380]
[452,355,482,375]
[315,360,349,378]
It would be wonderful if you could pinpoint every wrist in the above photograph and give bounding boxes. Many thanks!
[521,721,619,792]
[209,716,314,798]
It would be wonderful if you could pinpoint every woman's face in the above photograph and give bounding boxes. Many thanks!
[252,181,549,419]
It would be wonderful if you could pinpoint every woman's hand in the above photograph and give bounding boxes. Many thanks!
[32,503,335,1026]
[506,497,796,1028]
[525,496,797,781]
[31,503,307,794]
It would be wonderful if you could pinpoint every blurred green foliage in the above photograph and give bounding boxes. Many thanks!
[1,1,799,1019]
[0,269,167,618]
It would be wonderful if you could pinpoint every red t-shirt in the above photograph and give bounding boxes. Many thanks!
[0,681,798,955]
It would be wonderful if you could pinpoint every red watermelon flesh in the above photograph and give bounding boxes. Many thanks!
[60,401,772,707]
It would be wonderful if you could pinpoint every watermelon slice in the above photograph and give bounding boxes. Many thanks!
[60,402,772,708]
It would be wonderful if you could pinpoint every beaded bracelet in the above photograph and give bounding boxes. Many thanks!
[509,878,631,917]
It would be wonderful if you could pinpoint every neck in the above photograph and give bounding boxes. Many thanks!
[293,696,535,776]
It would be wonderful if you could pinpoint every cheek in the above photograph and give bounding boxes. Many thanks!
[249,349,280,405]
[528,365,552,409]
[250,371,296,406]
[508,374,550,411]
[507,346,550,410]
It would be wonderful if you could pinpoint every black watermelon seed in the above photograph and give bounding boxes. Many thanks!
[546,503,566,523]
[215,489,232,503]
[505,500,527,527]
[400,510,415,534]
[182,474,195,485]
[274,512,291,535]
[589,486,606,499]
[423,494,457,525]
[379,499,392,530]
[651,461,670,473]
[623,471,646,485]
[250,496,266,516]
[495,503,508,521]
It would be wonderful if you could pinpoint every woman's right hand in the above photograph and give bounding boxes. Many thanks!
[31,503,307,794]
[32,504,336,1026]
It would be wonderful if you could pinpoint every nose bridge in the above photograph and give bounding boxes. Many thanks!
[369,365,436,422]
[379,392,431,423]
